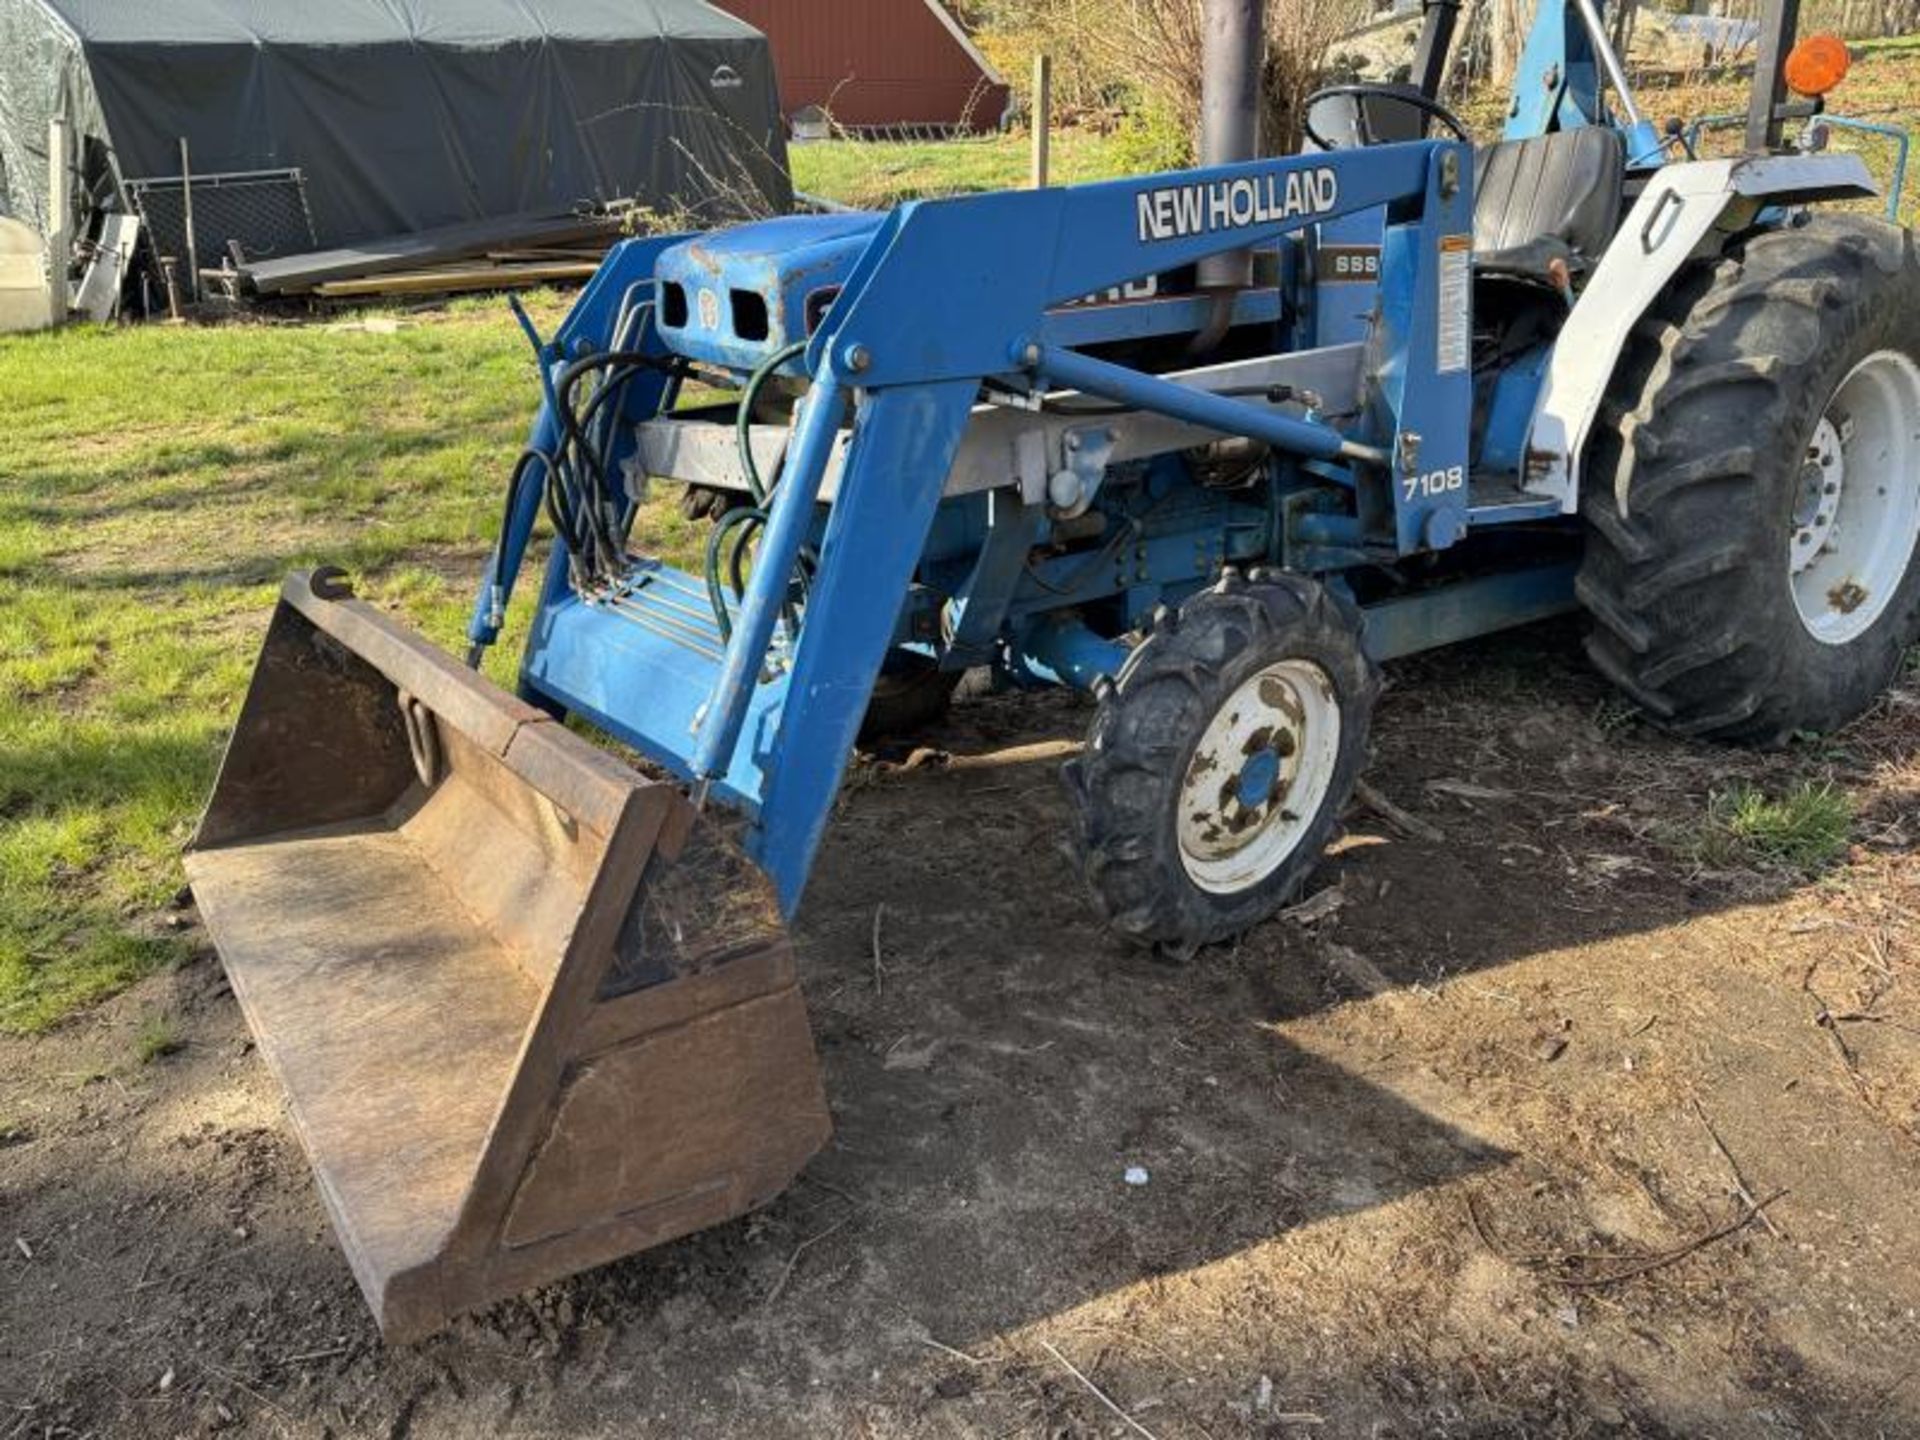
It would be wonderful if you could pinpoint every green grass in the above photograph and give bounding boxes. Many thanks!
[1853,33,1920,55]
[0,299,597,1031]
[1692,781,1855,873]
[1627,47,1920,229]
[790,129,1128,209]
[134,1011,183,1063]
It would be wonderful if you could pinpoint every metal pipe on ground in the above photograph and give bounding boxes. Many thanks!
[159,256,182,322]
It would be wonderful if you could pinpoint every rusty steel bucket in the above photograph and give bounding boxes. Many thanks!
[184,569,830,1341]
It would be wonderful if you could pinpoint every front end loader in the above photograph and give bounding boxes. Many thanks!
[189,0,1920,1338]
[185,570,826,1340]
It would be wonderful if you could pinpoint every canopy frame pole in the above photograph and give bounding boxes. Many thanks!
[179,136,200,304]
[46,117,71,325]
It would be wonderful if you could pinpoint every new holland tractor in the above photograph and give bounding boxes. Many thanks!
[187,0,1920,1338]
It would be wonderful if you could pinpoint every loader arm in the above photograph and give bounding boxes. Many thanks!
[516,140,1475,913]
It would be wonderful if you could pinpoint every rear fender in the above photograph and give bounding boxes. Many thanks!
[1523,152,1878,512]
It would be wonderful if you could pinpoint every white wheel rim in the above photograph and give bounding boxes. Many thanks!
[1176,659,1342,896]
[1789,349,1920,646]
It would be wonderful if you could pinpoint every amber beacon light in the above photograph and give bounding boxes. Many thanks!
[1784,33,1852,97]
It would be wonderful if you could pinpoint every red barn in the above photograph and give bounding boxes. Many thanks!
[709,0,1010,135]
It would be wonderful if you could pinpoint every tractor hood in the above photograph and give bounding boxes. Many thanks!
[656,212,884,374]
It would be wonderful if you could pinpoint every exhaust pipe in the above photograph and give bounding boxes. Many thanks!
[1196,0,1267,294]
[1191,0,1267,357]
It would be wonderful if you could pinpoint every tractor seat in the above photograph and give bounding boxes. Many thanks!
[1472,128,1625,288]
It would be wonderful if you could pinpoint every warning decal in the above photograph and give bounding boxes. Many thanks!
[1437,234,1471,375]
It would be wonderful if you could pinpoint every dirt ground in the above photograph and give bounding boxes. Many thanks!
[3,621,1917,1439]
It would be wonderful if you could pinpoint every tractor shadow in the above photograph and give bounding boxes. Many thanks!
[710,616,1910,1352]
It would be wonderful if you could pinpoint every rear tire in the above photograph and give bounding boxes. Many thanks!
[1579,215,1920,743]
[1064,572,1377,953]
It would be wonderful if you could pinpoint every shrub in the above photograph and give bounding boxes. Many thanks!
[978,0,1369,159]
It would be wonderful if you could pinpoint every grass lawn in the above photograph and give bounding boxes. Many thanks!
[3,50,1920,1032]
[0,299,604,1029]
[790,128,1127,209]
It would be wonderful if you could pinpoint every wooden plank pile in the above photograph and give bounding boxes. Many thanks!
[229,210,627,301]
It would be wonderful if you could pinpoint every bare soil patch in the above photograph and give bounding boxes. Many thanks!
[4,625,1917,1438]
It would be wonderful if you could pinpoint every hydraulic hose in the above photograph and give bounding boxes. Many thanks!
[492,448,551,604]
[704,505,768,643]
[736,341,808,503]
[469,307,689,668]
[704,340,812,639]
[544,348,687,591]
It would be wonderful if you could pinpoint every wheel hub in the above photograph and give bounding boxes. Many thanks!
[1789,349,1920,646]
[1235,747,1282,809]
[1177,659,1341,895]
[1789,415,1845,577]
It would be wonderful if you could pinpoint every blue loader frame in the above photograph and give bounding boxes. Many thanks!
[471,140,1475,915]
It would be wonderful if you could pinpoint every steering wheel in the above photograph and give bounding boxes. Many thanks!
[1302,85,1471,151]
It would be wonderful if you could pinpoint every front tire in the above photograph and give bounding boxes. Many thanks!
[1580,215,1920,742]
[1064,572,1377,952]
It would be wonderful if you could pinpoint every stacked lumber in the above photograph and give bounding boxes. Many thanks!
[311,258,601,298]
[238,210,624,300]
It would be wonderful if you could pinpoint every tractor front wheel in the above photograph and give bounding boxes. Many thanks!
[1580,215,1920,742]
[1064,572,1377,954]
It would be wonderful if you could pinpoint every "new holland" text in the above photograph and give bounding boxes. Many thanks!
[1135,168,1340,244]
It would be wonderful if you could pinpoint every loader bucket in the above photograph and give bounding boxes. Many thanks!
[185,569,830,1342]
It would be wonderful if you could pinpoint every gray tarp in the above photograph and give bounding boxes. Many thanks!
[0,0,790,245]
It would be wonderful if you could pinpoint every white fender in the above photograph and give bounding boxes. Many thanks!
[1524,152,1879,512]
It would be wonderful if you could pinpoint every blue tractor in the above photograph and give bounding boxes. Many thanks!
[187,0,1920,1339]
